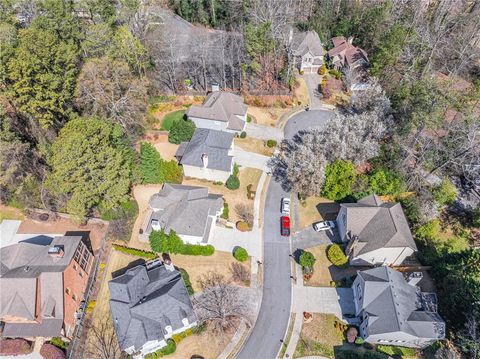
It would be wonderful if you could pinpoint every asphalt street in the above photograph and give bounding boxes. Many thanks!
[237,109,334,359]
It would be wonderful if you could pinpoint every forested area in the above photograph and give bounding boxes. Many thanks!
[0,1,479,355]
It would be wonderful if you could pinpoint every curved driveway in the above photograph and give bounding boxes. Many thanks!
[238,109,334,359]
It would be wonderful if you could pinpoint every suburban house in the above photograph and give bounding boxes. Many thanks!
[328,36,369,70]
[336,194,417,266]
[141,183,224,245]
[176,128,235,182]
[109,260,197,358]
[290,30,325,73]
[353,266,445,348]
[0,224,93,339]
[186,91,248,133]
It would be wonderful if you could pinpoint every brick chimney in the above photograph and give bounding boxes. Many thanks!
[162,253,175,272]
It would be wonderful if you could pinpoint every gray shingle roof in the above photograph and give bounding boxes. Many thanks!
[176,128,234,172]
[291,31,324,57]
[358,267,445,340]
[342,194,417,255]
[0,236,83,338]
[186,92,247,130]
[145,183,223,240]
[109,264,197,352]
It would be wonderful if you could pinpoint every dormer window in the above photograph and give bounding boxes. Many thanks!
[182,318,189,327]
[165,325,172,334]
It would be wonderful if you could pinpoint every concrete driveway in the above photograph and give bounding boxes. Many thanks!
[246,122,284,141]
[292,226,339,250]
[303,74,323,109]
[284,109,336,139]
[233,147,270,171]
[210,226,262,259]
[292,287,355,318]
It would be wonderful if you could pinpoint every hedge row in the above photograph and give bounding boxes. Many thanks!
[181,244,215,256]
[112,244,157,259]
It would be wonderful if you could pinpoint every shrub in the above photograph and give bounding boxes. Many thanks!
[145,339,176,358]
[433,178,457,206]
[377,345,416,357]
[240,131,247,138]
[234,247,248,262]
[49,338,68,350]
[326,244,348,267]
[178,268,194,295]
[140,142,183,184]
[299,251,316,269]
[181,244,215,256]
[112,244,157,259]
[368,168,405,196]
[319,64,327,75]
[329,69,342,79]
[299,70,304,75]
[246,115,252,123]
[230,262,250,284]
[0,339,32,355]
[226,175,240,190]
[221,202,229,219]
[266,139,277,148]
[354,337,365,345]
[322,160,356,200]
[236,221,250,232]
[168,119,196,144]
[171,328,193,344]
[40,343,66,359]
[150,229,184,253]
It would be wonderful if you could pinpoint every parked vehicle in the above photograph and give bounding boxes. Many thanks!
[281,216,291,236]
[281,197,291,214]
[313,220,336,232]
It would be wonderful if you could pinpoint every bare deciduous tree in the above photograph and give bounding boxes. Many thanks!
[229,262,250,285]
[457,310,480,359]
[234,203,254,226]
[193,272,252,333]
[85,318,123,359]
[76,57,147,134]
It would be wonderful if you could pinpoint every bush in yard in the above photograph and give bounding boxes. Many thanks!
[178,268,194,295]
[329,69,342,79]
[433,178,457,206]
[145,339,176,359]
[149,229,184,253]
[326,244,348,267]
[0,339,32,355]
[168,119,196,144]
[40,343,66,359]
[299,251,316,269]
[299,70,304,75]
[49,338,68,351]
[246,115,252,123]
[181,244,215,256]
[239,131,247,138]
[226,175,240,190]
[233,247,248,262]
[319,64,327,75]
[321,160,356,200]
[112,244,156,259]
[266,139,277,148]
[354,337,365,345]
[140,142,183,184]
[221,202,229,219]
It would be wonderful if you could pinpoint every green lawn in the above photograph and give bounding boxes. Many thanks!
[161,110,186,130]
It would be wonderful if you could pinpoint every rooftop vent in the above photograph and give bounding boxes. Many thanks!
[23,266,31,272]
[407,272,423,287]
[48,245,64,258]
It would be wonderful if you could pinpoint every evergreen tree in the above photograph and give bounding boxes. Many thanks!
[140,142,163,184]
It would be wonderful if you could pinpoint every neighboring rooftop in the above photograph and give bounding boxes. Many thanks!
[109,264,196,352]
[176,128,234,172]
[291,30,325,57]
[186,92,247,131]
[358,267,445,340]
[328,36,368,67]
[0,235,83,337]
[145,183,223,241]
[0,220,62,249]
[342,194,417,256]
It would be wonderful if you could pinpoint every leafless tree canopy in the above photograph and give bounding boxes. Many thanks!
[229,262,250,285]
[85,318,123,359]
[193,272,252,334]
[234,203,254,226]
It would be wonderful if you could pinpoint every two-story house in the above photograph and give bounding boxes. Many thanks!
[109,260,197,358]
[0,227,93,339]
[328,36,369,71]
[353,267,445,348]
[175,128,235,182]
[186,91,247,133]
[141,183,224,245]
[290,30,325,74]
[336,194,417,266]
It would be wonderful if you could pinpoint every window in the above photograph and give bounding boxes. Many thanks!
[73,263,77,271]
[72,294,77,301]
[66,288,71,295]
[79,271,84,278]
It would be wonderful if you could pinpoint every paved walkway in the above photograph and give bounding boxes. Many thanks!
[246,122,284,141]
[234,147,270,171]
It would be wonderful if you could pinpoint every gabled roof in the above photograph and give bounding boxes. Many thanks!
[357,267,445,340]
[186,92,247,130]
[328,36,368,67]
[342,194,417,255]
[176,128,234,172]
[145,183,223,239]
[291,31,324,57]
[109,264,197,352]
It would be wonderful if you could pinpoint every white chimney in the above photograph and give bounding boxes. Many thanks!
[164,258,175,272]
[211,83,220,92]
[407,272,423,287]
[202,154,208,168]
[348,36,354,45]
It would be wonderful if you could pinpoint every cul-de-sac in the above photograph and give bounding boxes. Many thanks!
[0,1,479,359]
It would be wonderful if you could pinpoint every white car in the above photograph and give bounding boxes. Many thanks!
[281,198,291,214]
[313,221,336,232]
